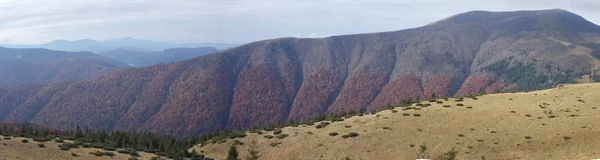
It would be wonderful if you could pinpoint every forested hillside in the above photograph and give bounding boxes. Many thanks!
[1,9,600,136]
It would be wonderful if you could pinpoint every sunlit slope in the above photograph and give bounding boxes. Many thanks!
[0,136,158,160]
[197,83,600,160]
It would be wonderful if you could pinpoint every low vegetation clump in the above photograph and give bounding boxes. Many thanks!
[273,129,282,135]
[71,153,78,157]
[456,103,464,106]
[329,132,339,136]
[21,139,28,143]
[276,134,289,139]
[270,142,282,147]
[341,132,360,138]
[38,143,45,148]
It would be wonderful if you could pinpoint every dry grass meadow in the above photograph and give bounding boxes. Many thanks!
[0,136,159,160]
[197,83,600,160]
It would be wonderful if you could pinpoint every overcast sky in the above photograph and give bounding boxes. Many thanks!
[1,0,599,44]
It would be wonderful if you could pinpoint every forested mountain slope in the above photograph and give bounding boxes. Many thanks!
[1,9,600,136]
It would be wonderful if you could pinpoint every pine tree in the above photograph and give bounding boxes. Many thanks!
[227,146,239,160]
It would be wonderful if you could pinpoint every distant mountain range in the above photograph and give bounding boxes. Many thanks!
[0,38,238,53]
[0,47,128,84]
[98,47,218,67]
[1,9,600,136]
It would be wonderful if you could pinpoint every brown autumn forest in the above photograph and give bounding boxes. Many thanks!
[1,9,600,136]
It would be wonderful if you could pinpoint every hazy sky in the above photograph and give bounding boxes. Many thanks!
[1,0,599,44]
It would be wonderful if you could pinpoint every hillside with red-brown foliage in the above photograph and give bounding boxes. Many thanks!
[2,10,600,136]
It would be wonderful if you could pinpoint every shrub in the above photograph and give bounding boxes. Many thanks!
[428,99,437,102]
[82,143,91,148]
[233,140,244,145]
[92,143,104,148]
[443,105,451,108]
[391,110,398,113]
[436,148,458,160]
[103,152,115,156]
[347,132,359,138]
[90,151,104,156]
[383,127,391,130]
[128,158,138,160]
[436,101,443,104]
[71,153,78,157]
[524,136,532,139]
[38,143,45,148]
[273,129,282,135]
[413,114,421,117]
[402,113,410,116]
[329,132,339,136]
[270,142,282,147]
[563,136,571,141]
[307,131,313,135]
[21,139,28,143]
[456,103,464,106]
[3,137,11,140]
[103,145,116,151]
[548,115,556,118]
[275,134,289,139]
[55,139,64,143]
[455,99,463,102]
[466,106,473,109]
[341,135,350,138]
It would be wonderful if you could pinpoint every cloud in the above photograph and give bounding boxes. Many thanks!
[1,0,600,44]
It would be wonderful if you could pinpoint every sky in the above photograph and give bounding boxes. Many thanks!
[1,0,599,45]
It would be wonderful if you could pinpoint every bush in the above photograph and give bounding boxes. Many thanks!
[71,153,78,157]
[90,150,104,156]
[273,129,282,135]
[38,143,45,148]
[275,134,288,139]
[402,113,410,116]
[54,138,64,143]
[456,103,464,106]
[383,127,390,130]
[104,152,115,156]
[270,142,282,147]
[413,114,421,117]
[263,135,274,139]
[342,132,359,138]
[81,143,91,148]
[329,132,338,136]
[21,139,29,143]
[391,110,398,113]
[3,137,11,140]
[345,125,352,128]
[436,101,443,104]
[103,145,116,151]
[443,105,451,108]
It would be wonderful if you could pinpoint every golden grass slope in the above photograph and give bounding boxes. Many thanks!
[0,136,158,160]
[196,83,600,160]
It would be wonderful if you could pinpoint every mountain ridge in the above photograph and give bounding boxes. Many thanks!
[1,9,599,136]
